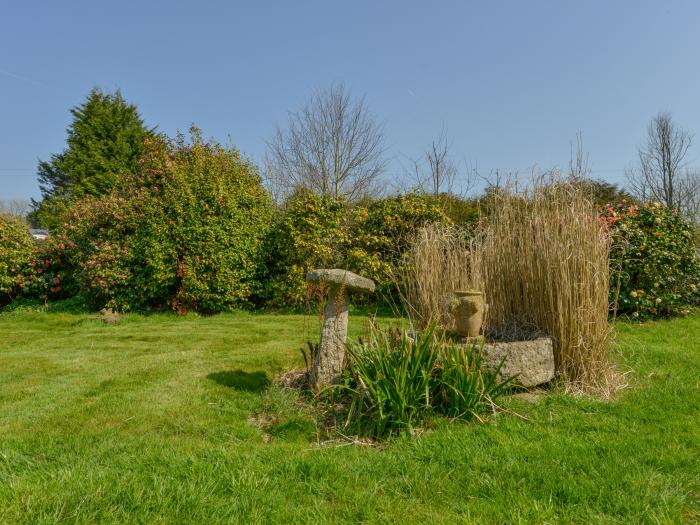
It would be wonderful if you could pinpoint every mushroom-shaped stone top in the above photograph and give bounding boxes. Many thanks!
[306,269,375,293]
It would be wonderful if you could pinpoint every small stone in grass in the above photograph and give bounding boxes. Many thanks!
[99,308,121,325]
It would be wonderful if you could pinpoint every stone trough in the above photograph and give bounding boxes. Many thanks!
[480,337,555,388]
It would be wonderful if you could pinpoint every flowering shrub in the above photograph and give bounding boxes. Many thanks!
[45,194,170,310]
[38,129,272,313]
[348,194,450,302]
[13,237,76,301]
[601,201,700,318]
[263,192,349,307]
[0,215,34,298]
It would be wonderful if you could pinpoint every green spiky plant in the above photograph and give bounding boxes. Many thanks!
[342,322,513,438]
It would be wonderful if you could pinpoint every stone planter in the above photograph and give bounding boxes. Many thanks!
[481,337,555,388]
[450,290,485,337]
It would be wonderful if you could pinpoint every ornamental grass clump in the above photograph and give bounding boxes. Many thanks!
[341,322,511,438]
[471,181,614,393]
[436,342,512,420]
[401,224,472,328]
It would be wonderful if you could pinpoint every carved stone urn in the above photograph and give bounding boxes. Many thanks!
[450,290,485,337]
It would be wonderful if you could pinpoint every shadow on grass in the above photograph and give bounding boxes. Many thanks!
[207,369,271,392]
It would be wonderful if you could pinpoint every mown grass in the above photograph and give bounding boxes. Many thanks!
[0,306,698,524]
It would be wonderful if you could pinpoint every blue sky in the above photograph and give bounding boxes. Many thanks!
[2,0,700,200]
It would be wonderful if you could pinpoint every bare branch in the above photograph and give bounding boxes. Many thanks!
[0,199,31,218]
[266,83,386,202]
[627,112,697,220]
[409,130,476,197]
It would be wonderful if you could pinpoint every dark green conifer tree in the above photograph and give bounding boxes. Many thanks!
[32,88,153,227]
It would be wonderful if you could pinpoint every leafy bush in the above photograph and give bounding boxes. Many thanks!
[602,201,700,318]
[43,129,272,313]
[263,192,349,307]
[13,237,76,302]
[341,323,511,438]
[147,130,273,312]
[429,193,481,226]
[0,215,33,299]
[262,192,449,309]
[348,194,449,303]
[50,194,170,310]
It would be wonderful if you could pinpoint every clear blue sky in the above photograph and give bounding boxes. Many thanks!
[2,0,700,200]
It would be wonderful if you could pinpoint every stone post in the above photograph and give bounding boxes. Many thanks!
[306,269,375,390]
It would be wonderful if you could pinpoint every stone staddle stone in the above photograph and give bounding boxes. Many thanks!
[306,269,375,389]
[481,337,555,388]
[306,269,375,292]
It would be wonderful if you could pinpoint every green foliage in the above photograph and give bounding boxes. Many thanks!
[343,325,440,436]
[263,192,448,308]
[570,177,635,207]
[436,342,512,418]
[348,193,449,302]
[33,87,153,229]
[264,192,349,307]
[13,236,76,302]
[429,192,481,226]
[602,201,700,318]
[52,194,171,311]
[44,129,272,313]
[0,215,33,298]
[341,323,511,438]
[151,129,273,313]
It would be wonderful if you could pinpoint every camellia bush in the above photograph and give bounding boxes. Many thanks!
[0,214,34,300]
[264,192,449,308]
[601,201,700,318]
[263,192,349,307]
[13,236,76,302]
[39,129,273,313]
[348,193,449,303]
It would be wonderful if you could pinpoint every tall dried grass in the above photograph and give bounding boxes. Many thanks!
[401,225,471,329]
[471,182,613,392]
[402,181,616,393]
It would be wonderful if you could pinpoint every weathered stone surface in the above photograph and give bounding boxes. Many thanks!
[306,269,375,292]
[482,337,555,387]
[309,291,350,388]
[99,308,121,325]
[306,269,375,389]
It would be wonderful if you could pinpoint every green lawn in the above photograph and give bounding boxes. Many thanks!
[0,306,698,524]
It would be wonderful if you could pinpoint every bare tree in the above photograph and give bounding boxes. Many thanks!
[627,112,697,218]
[266,83,386,202]
[409,130,475,197]
[0,199,31,218]
[679,169,700,224]
[411,131,456,196]
[568,132,590,180]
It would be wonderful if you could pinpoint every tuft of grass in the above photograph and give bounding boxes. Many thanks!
[436,341,513,420]
[340,323,512,438]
